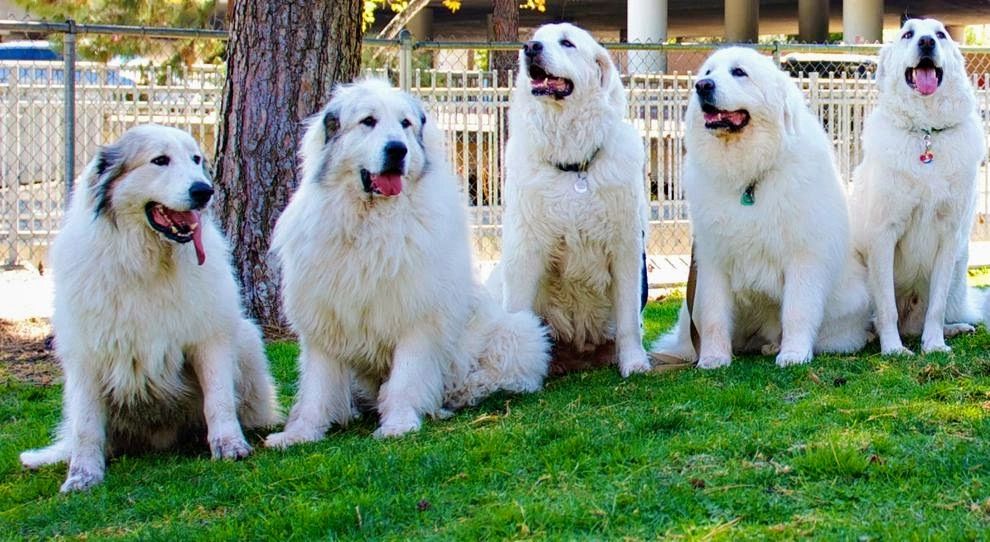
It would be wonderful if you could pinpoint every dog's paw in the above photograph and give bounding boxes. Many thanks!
[373,412,422,439]
[619,349,651,378]
[881,345,915,357]
[944,323,976,338]
[775,350,812,367]
[60,465,104,493]
[697,355,731,369]
[210,434,252,460]
[264,430,323,450]
[922,340,952,354]
[760,342,781,356]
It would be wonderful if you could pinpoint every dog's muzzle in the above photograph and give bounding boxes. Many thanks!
[360,141,407,198]
[695,79,750,132]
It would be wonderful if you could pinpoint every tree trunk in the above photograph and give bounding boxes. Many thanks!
[213,0,362,331]
[491,0,519,86]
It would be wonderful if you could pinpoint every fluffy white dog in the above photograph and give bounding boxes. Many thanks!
[852,18,986,355]
[489,23,651,377]
[265,79,550,445]
[20,125,280,492]
[652,47,871,368]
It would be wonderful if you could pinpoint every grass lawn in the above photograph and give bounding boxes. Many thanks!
[4,296,990,539]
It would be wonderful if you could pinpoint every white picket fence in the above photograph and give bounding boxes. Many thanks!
[4,44,990,274]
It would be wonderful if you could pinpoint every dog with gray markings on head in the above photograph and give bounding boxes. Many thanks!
[264,79,550,446]
[486,22,652,377]
[852,18,987,356]
[19,125,281,493]
[651,47,872,368]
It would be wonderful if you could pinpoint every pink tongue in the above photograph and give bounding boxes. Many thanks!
[371,173,402,197]
[192,221,205,265]
[166,209,206,265]
[915,67,939,96]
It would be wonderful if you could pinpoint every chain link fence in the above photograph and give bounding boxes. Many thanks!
[5,20,990,284]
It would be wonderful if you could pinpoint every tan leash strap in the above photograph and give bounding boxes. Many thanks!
[686,242,700,356]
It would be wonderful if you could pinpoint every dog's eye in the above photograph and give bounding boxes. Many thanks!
[560,39,575,48]
[730,67,747,77]
[902,30,914,40]
[151,155,170,166]
[192,155,201,165]
[936,31,947,39]
[360,116,377,128]
[401,119,412,128]
[705,69,711,75]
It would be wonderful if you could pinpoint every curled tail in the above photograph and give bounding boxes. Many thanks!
[446,300,551,409]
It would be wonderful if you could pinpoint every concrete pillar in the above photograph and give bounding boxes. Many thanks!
[627,0,668,72]
[798,0,829,43]
[407,7,434,41]
[946,25,967,44]
[843,0,883,44]
[725,0,759,43]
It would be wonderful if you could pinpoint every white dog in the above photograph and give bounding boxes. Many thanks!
[489,23,651,377]
[20,125,280,492]
[852,18,986,356]
[265,80,549,446]
[652,47,871,368]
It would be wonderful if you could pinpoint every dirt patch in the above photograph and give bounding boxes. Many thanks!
[0,317,59,385]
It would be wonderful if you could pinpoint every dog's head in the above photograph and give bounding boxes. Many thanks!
[517,23,623,107]
[877,18,965,98]
[301,79,434,199]
[688,47,801,140]
[85,124,212,264]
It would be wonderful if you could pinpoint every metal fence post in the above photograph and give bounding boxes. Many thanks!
[63,19,77,202]
[772,40,781,65]
[399,29,412,91]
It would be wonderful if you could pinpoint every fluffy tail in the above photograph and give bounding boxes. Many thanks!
[650,302,697,362]
[235,319,284,429]
[446,300,551,409]
[21,439,69,470]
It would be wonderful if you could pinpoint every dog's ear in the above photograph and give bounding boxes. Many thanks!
[595,45,627,109]
[768,67,801,136]
[322,108,340,144]
[91,142,126,217]
[875,43,892,82]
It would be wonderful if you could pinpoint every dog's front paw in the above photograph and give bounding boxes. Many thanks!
[374,411,422,439]
[944,323,976,338]
[881,344,915,357]
[210,434,252,460]
[619,347,651,378]
[60,464,104,493]
[697,355,731,369]
[264,429,323,450]
[922,340,952,354]
[775,350,812,367]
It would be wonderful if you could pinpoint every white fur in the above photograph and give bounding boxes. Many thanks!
[488,23,651,377]
[265,79,550,446]
[652,47,871,368]
[19,125,280,492]
[852,18,987,355]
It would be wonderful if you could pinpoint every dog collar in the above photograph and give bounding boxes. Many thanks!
[741,182,756,206]
[554,148,600,194]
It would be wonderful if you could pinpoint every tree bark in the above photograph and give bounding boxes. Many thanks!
[213,0,362,331]
[491,0,519,85]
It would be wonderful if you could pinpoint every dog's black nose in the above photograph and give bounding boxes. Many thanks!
[382,141,407,171]
[188,182,214,208]
[524,40,543,58]
[695,78,716,99]
[918,35,936,54]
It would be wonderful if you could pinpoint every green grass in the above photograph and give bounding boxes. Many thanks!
[4,297,990,539]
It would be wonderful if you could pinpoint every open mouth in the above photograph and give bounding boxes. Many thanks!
[528,64,574,99]
[701,103,750,131]
[360,168,403,197]
[905,57,943,96]
[144,202,206,265]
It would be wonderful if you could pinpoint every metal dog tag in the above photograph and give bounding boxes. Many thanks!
[573,172,589,194]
